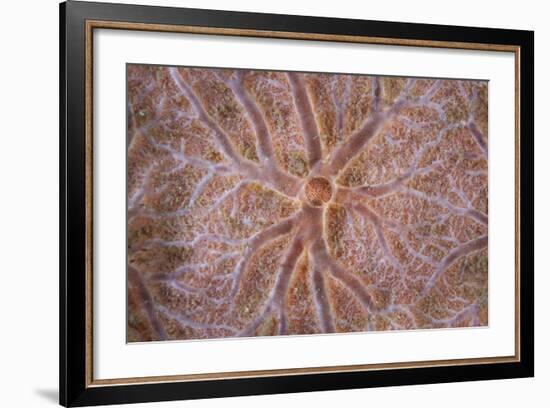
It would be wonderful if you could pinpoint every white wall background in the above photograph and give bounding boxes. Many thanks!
[0,0,544,407]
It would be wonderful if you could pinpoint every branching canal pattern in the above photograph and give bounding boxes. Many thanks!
[127,65,488,342]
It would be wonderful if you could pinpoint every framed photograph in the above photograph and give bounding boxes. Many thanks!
[60,1,534,406]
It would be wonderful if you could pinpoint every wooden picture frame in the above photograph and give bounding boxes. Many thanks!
[60,1,534,406]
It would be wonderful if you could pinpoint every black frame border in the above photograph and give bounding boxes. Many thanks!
[60,1,534,406]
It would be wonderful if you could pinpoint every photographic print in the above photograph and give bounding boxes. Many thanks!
[126,64,488,342]
[60,4,533,404]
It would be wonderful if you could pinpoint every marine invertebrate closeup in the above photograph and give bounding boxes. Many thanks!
[127,64,488,342]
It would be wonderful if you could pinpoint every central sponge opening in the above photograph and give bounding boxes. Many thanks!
[304,176,333,206]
